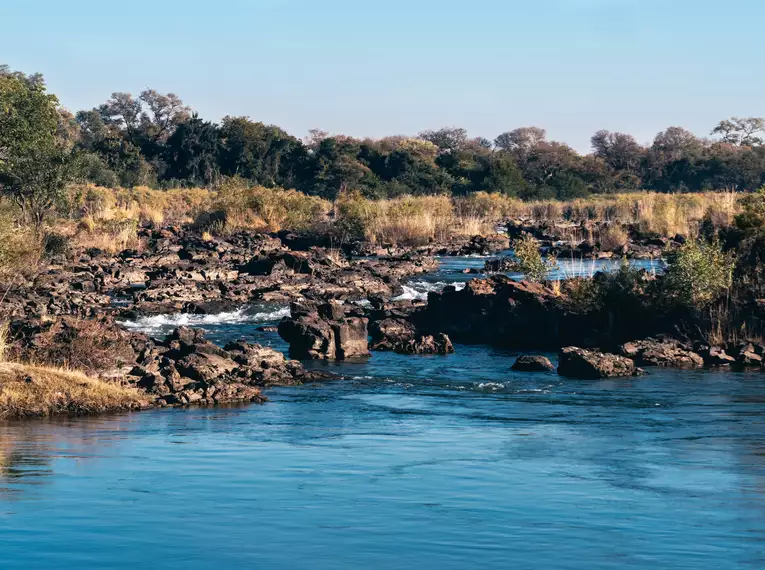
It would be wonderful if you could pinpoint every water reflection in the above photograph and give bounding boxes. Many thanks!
[3,348,765,567]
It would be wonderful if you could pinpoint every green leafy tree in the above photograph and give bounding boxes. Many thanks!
[711,117,765,147]
[664,239,735,308]
[511,234,557,282]
[0,69,82,230]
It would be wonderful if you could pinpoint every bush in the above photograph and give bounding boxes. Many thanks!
[43,232,71,258]
[0,203,41,278]
[663,238,735,308]
[511,234,556,282]
[597,224,629,251]
[207,178,330,233]
[335,191,454,245]
[735,187,765,236]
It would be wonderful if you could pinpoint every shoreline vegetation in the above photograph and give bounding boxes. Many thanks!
[2,64,765,417]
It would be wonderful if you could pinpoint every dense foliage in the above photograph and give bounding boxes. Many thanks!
[4,65,765,205]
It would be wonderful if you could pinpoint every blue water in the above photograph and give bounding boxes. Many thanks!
[4,256,763,570]
[398,254,663,299]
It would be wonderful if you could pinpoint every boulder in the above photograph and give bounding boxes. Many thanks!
[129,327,316,406]
[737,350,763,368]
[369,318,454,355]
[369,318,418,351]
[333,317,370,359]
[699,345,737,366]
[483,256,516,274]
[619,339,703,368]
[558,347,639,379]
[278,315,336,360]
[511,355,555,372]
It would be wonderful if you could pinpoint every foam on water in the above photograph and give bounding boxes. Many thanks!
[393,280,467,301]
[118,306,290,336]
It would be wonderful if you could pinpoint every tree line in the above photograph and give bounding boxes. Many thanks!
[4,64,765,223]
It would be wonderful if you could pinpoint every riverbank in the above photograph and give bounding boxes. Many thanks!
[0,362,147,418]
[1,188,764,417]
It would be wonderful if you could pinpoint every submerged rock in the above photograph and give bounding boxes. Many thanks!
[511,355,555,372]
[558,347,639,379]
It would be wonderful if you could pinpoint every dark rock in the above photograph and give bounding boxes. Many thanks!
[512,355,555,372]
[483,256,516,274]
[369,318,454,355]
[277,312,369,360]
[558,347,639,379]
[619,339,703,368]
[278,315,337,360]
[701,345,737,366]
[318,302,346,321]
[737,350,763,368]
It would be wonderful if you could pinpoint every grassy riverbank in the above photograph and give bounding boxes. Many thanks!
[1,183,745,271]
[0,362,146,418]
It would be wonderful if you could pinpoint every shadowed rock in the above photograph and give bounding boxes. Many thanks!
[278,303,370,360]
[369,318,454,355]
[511,355,554,372]
[558,347,639,379]
[619,339,703,368]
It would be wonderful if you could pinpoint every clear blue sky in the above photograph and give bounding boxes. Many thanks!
[3,0,763,151]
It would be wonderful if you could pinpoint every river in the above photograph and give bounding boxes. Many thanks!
[6,255,764,569]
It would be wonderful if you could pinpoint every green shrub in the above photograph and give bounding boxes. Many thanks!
[663,238,735,308]
[43,232,70,258]
[511,234,556,282]
[735,187,765,236]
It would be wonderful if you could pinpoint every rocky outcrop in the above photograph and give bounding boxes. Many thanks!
[511,355,555,372]
[619,339,704,368]
[696,345,737,366]
[414,271,675,351]
[129,326,320,406]
[0,227,441,324]
[483,256,516,274]
[278,302,370,360]
[369,318,454,355]
[416,277,566,349]
[558,347,640,379]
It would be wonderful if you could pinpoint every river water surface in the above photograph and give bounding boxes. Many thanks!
[4,256,764,569]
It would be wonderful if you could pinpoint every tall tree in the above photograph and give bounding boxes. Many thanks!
[711,117,765,146]
[165,113,220,185]
[0,68,81,229]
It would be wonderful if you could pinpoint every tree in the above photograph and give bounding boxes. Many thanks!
[418,127,468,152]
[0,70,81,229]
[138,89,190,143]
[481,153,528,196]
[219,116,304,187]
[651,126,702,163]
[165,113,220,185]
[494,127,547,156]
[591,130,646,189]
[97,92,142,138]
[711,117,765,146]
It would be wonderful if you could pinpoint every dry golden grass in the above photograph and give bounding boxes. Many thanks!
[0,362,147,418]
[59,184,745,245]
[596,224,629,250]
[206,180,331,234]
[0,322,8,363]
[72,220,141,255]
[517,192,742,237]
[0,203,42,278]
[336,193,456,245]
